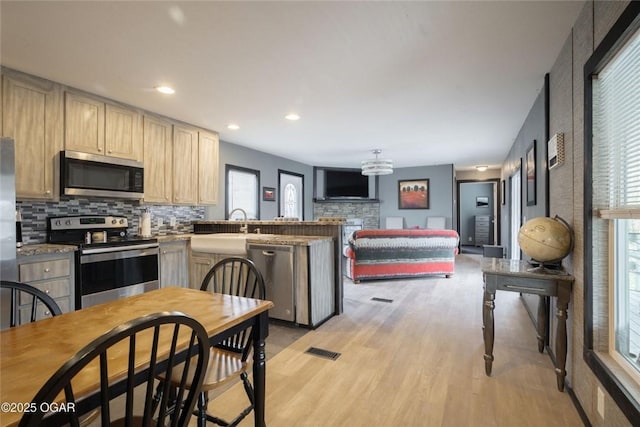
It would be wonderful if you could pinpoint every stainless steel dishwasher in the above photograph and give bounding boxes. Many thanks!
[247,243,295,322]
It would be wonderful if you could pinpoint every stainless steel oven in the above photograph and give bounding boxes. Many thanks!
[47,216,159,309]
[77,242,159,308]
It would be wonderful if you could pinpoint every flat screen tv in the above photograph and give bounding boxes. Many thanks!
[325,169,369,198]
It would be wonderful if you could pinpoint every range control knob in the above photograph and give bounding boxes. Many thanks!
[55,220,61,226]
[119,219,125,224]
[111,219,117,224]
[65,220,71,225]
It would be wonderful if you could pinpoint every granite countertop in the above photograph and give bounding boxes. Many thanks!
[245,235,332,246]
[194,219,345,225]
[17,243,77,257]
[155,233,194,242]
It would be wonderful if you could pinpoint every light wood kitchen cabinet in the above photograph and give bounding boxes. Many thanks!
[65,91,142,161]
[2,71,63,200]
[159,240,189,288]
[143,115,173,203]
[198,130,219,205]
[189,251,238,289]
[173,125,199,205]
[17,252,75,324]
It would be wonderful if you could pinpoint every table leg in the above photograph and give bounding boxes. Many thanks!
[555,289,570,392]
[483,289,495,375]
[536,295,547,353]
[253,311,269,427]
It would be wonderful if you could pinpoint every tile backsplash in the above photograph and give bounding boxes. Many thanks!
[17,197,205,244]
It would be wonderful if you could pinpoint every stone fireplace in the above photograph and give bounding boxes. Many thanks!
[313,200,380,229]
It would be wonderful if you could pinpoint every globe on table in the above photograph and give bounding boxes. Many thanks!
[517,216,573,268]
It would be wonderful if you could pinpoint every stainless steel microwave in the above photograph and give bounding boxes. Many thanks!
[60,151,144,199]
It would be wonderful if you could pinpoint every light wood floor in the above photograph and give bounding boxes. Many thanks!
[205,254,584,426]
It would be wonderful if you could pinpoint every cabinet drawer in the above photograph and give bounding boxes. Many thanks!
[19,258,71,282]
[18,278,72,304]
[18,296,71,322]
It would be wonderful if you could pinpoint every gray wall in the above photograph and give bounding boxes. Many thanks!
[206,141,314,220]
[501,82,548,256]
[378,164,454,229]
[459,182,494,245]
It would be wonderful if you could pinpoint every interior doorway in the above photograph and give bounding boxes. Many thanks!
[456,179,501,254]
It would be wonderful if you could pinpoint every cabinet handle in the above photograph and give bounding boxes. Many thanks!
[44,289,50,294]
[166,196,169,201]
[45,190,51,195]
[44,311,50,316]
[98,147,102,152]
[108,150,112,154]
[44,268,50,273]
[162,251,167,254]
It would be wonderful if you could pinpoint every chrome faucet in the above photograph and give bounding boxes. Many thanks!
[229,208,248,234]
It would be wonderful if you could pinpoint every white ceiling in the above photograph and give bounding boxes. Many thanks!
[0,1,584,170]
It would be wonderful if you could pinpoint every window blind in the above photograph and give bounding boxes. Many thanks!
[593,27,640,218]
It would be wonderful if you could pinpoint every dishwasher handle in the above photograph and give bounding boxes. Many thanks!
[262,250,276,257]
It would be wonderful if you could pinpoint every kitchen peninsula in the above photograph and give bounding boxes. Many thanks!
[193,219,345,316]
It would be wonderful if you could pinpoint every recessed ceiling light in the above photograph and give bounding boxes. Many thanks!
[227,123,240,130]
[285,113,300,121]
[155,86,175,95]
[475,165,488,172]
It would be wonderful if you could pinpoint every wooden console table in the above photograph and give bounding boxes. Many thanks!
[481,258,574,391]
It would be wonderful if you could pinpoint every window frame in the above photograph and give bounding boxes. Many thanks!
[277,169,304,220]
[584,2,640,423]
[225,164,260,220]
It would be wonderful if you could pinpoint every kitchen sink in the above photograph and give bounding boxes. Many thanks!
[190,233,278,255]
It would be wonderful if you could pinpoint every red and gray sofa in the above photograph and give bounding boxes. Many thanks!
[344,229,460,282]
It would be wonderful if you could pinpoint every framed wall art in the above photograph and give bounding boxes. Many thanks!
[526,140,537,206]
[398,179,429,209]
[262,186,276,201]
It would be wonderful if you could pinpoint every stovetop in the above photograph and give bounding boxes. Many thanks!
[47,215,157,249]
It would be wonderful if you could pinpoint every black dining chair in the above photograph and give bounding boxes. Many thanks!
[154,257,266,427]
[0,280,62,327]
[19,311,211,427]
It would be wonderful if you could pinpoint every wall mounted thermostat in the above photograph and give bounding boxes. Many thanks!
[548,133,565,170]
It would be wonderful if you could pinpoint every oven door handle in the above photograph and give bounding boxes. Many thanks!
[81,243,159,255]
[80,246,159,264]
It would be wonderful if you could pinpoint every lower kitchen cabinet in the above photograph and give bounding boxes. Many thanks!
[189,252,231,289]
[294,239,334,327]
[16,252,75,324]
[159,240,189,288]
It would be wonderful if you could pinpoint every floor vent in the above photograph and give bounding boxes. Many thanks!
[371,297,394,303]
[305,347,341,360]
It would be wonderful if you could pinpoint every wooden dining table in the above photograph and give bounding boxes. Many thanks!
[0,287,273,427]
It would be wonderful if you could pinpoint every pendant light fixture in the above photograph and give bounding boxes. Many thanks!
[361,149,393,176]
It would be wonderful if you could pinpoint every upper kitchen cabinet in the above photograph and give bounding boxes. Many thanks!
[2,71,63,200]
[64,91,142,161]
[198,131,219,205]
[172,125,199,205]
[143,115,173,203]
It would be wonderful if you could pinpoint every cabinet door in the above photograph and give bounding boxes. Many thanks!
[198,131,219,205]
[143,116,173,203]
[160,242,189,288]
[64,92,104,154]
[190,254,216,289]
[17,252,75,321]
[172,125,198,204]
[2,74,63,200]
[105,103,142,161]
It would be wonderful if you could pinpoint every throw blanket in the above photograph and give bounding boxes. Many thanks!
[345,229,460,281]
